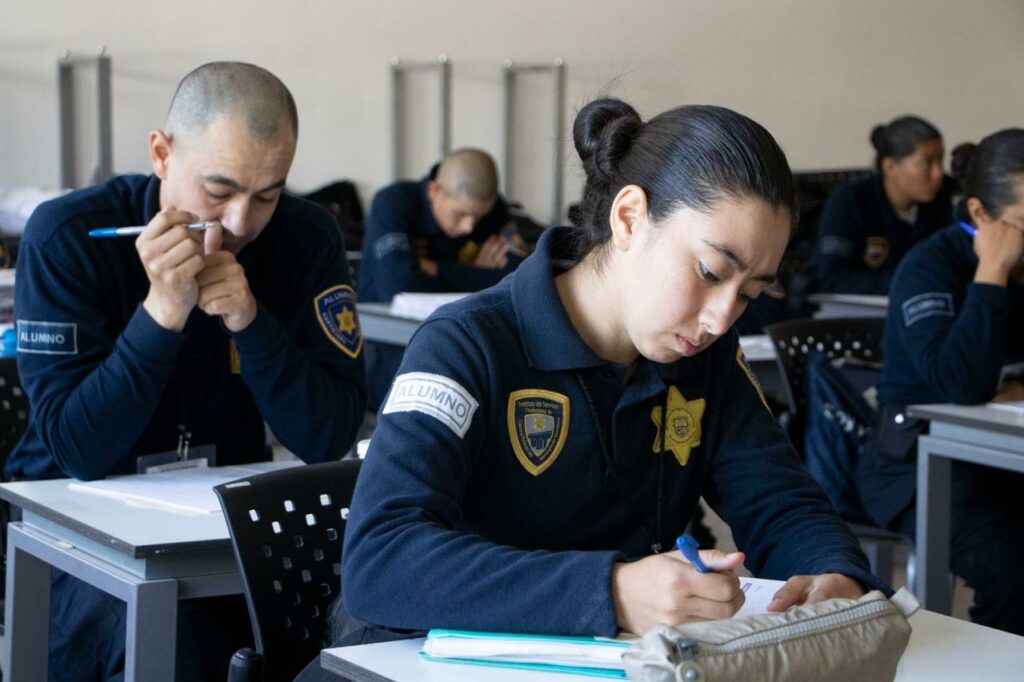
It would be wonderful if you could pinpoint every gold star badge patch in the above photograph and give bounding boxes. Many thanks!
[651,386,705,467]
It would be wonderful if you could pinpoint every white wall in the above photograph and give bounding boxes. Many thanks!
[2,0,1023,222]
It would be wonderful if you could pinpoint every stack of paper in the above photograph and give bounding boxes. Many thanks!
[988,400,1024,417]
[420,630,631,679]
[67,462,300,515]
[390,292,467,320]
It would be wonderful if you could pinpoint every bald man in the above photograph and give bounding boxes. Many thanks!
[359,150,526,409]
[8,62,366,680]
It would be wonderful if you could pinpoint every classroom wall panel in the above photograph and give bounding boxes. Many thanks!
[1,0,1022,223]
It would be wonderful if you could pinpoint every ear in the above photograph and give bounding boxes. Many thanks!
[880,156,897,176]
[966,197,991,226]
[149,130,173,179]
[608,184,650,252]
[427,180,444,204]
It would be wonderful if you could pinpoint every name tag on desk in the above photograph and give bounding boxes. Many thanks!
[136,444,217,474]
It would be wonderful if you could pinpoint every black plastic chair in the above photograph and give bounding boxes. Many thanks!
[765,317,914,590]
[0,356,29,461]
[214,459,362,682]
[0,355,29,640]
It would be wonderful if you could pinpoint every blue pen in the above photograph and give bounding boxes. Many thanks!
[676,534,713,573]
[88,221,216,238]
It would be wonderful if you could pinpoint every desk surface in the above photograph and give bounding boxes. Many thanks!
[908,403,1024,437]
[0,462,294,558]
[321,609,1024,682]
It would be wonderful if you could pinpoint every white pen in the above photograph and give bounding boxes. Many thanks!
[87,221,217,238]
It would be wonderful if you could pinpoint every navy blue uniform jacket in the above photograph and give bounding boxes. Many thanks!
[859,224,1024,526]
[6,174,367,481]
[357,168,520,303]
[343,227,886,637]
[810,175,952,294]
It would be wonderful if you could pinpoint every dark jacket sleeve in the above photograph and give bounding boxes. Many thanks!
[14,222,185,481]
[362,187,447,301]
[342,317,622,636]
[232,221,367,463]
[435,254,523,292]
[813,189,892,295]
[702,336,889,594]
[890,270,1008,404]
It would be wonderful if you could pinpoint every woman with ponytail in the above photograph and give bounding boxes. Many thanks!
[859,128,1024,636]
[336,99,886,646]
[810,115,952,294]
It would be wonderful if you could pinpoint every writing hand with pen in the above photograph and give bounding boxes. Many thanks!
[610,534,864,635]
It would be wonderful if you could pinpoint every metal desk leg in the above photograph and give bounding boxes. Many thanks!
[916,435,952,613]
[126,578,178,682]
[4,526,51,680]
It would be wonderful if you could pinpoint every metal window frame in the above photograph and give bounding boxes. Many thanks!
[390,55,452,180]
[502,58,566,224]
[58,47,113,189]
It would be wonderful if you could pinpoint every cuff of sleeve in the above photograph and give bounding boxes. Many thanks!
[230,302,286,359]
[572,551,625,636]
[966,282,1010,309]
[121,305,187,366]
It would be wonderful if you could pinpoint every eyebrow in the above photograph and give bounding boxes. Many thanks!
[702,239,777,283]
[203,174,287,195]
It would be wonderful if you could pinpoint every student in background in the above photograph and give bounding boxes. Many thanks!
[7,62,367,681]
[810,116,953,294]
[359,149,526,409]
[858,128,1024,635]
[324,99,887,664]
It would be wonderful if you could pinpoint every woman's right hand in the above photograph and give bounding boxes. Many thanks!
[611,549,745,635]
[974,218,1024,286]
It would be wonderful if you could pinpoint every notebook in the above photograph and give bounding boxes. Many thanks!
[419,577,786,678]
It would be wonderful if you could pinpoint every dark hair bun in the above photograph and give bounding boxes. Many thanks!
[573,98,643,189]
[869,124,887,152]
[950,142,977,186]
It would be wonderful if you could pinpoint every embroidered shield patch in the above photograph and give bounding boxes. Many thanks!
[314,285,362,358]
[507,389,570,476]
[863,237,890,269]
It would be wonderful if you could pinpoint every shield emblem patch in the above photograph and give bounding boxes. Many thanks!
[507,389,570,476]
[863,237,890,269]
[314,285,363,358]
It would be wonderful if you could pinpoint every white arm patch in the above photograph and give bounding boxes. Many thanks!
[382,372,479,438]
[820,236,854,258]
[902,292,955,327]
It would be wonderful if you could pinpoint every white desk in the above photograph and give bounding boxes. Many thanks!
[808,293,889,319]
[909,403,1024,613]
[0,463,294,682]
[319,609,1024,681]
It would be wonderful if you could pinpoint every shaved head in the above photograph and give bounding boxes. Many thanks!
[436,148,499,202]
[165,62,298,144]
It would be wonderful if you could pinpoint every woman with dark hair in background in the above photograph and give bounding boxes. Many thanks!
[329,98,887,651]
[858,129,1024,635]
[810,115,953,294]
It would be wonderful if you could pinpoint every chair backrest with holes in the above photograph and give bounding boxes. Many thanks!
[765,317,886,421]
[0,356,29,463]
[214,459,361,682]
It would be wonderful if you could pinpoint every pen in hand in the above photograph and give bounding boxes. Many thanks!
[88,221,217,238]
[676,534,714,573]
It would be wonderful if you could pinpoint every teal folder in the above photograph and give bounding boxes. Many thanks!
[419,628,632,679]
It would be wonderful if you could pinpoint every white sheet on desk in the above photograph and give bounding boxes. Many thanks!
[987,400,1024,416]
[67,461,301,515]
[390,293,467,320]
[736,576,786,616]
